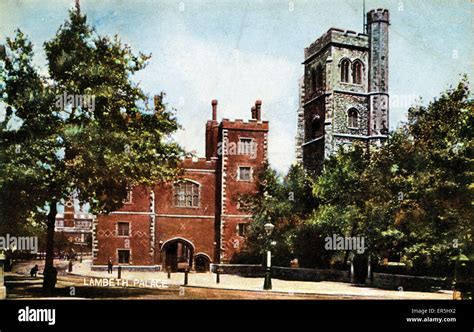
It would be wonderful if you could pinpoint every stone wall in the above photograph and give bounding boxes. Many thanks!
[211,264,350,282]
[332,92,369,136]
[210,264,265,277]
[91,265,161,272]
[210,264,450,292]
[272,266,350,282]
[372,272,447,291]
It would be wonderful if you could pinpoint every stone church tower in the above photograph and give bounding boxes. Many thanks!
[299,9,390,173]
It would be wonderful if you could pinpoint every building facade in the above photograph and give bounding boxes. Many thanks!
[55,200,94,254]
[93,100,268,271]
[300,9,390,173]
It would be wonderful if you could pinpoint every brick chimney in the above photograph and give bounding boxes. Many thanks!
[211,99,218,121]
[255,100,262,121]
[206,99,219,159]
[251,106,257,120]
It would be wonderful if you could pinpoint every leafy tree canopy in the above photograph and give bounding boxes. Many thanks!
[0,8,185,290]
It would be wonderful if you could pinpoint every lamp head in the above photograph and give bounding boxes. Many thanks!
[264,222,275,236]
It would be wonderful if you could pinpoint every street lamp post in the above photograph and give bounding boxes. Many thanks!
[79,233,84,263]
[451,250,469,300]
[263,220,275,290]
[0,252,6,299]
[79,243,83,263]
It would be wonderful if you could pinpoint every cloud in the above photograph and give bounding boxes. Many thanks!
[136,26,299,173]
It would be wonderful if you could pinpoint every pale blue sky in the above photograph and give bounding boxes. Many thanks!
[1,0,472,173]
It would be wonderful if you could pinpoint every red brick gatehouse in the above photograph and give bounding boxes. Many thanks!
[92,100,269,271]
[55,200,93,255]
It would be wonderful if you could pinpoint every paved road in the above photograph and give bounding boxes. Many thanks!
[5,273,360,299]
[5,259,453,300]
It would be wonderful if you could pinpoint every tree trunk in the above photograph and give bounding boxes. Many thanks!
[43,200,57,294]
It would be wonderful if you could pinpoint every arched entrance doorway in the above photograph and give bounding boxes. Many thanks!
[161,238,194,272]
[194,253,211,272]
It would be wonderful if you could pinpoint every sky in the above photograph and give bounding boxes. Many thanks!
[0,0,473,174]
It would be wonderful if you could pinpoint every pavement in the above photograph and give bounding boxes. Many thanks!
[15,258,451,300]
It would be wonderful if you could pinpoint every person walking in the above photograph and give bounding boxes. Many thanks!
[107,258,113,274]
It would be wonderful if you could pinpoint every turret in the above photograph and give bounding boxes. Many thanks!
[367,8,390,135]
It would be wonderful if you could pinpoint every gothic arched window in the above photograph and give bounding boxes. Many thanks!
[311,65,324,91]
[352,60,363,84]
[316,64,324,89]
[348,108,358,128]
[311,68,317,92]
[173,180,200,207]
[340,59,350,83]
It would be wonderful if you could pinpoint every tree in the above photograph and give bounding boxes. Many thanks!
[0,7,184,292]
[303,143,371,268]
[230,78,472,274]
[233,163,316,266]
[308,77,474,274]
[379,77,474,274]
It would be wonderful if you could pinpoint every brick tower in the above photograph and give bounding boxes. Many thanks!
[215,101,269,263]
[93,99,268,270]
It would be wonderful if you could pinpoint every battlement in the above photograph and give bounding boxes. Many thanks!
[304,27,369,62]
[214,100,268,131]
[367,8,390,23]
[205,99,268,159]
[221,118,269,131]
[181,157,217,170]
